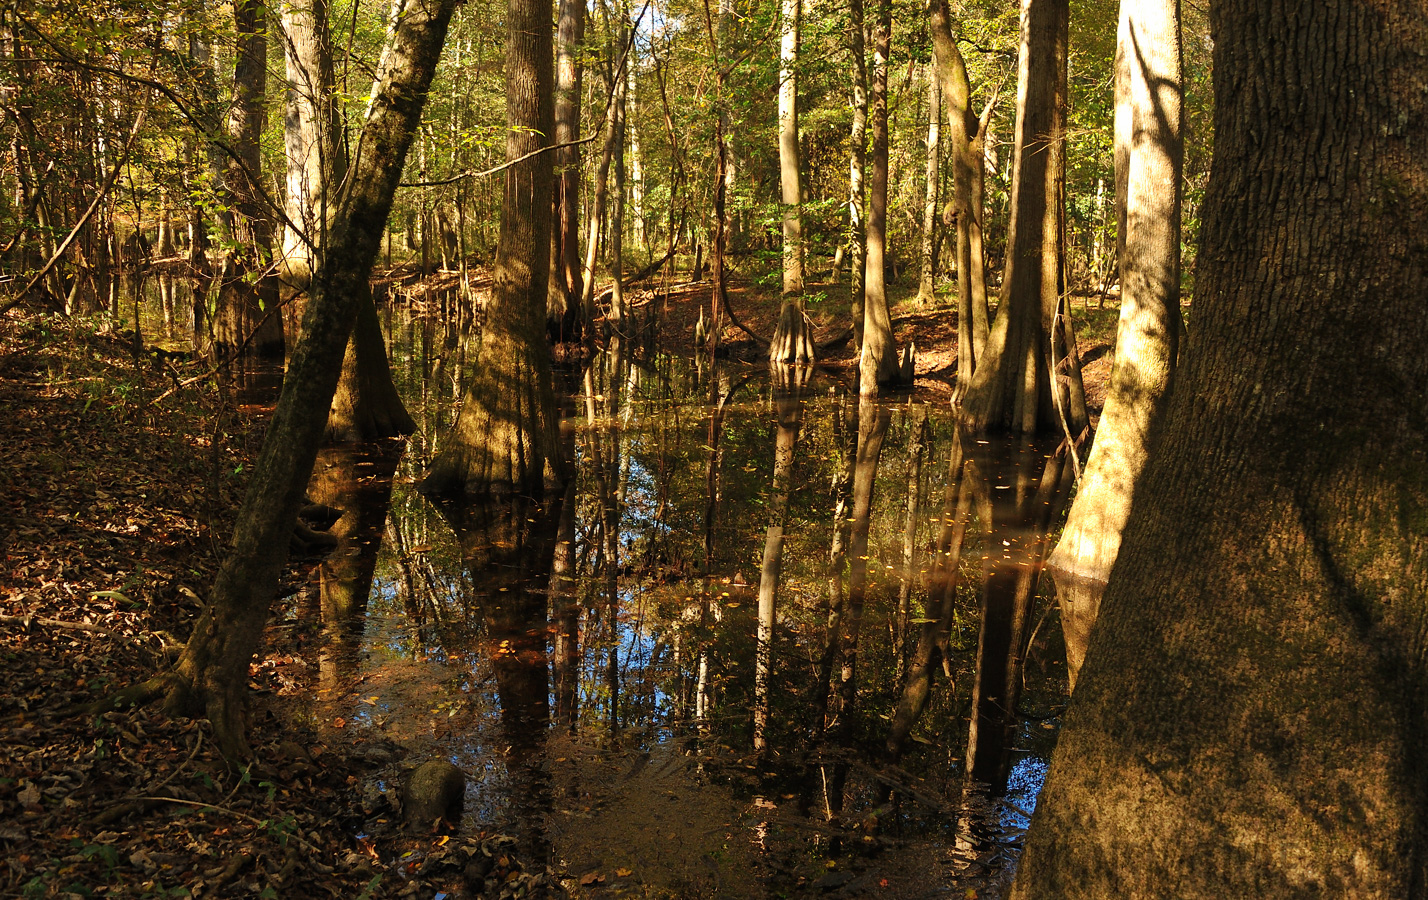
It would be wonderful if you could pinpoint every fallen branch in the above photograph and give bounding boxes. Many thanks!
[0,613,119,638]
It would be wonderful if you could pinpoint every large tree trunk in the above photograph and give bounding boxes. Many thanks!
[213,0,285,361]
[1046,0,1181,688]
[959,0,1084,433]
[928,0,991,401]
[145,0,458,760]
[858,0,897,394]
[421,0,559,495]
[1011,1,1428,895]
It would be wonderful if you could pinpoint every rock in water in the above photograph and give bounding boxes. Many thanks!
[401,760,465,832]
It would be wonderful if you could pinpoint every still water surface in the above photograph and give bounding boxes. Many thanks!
[145,281,1072,898]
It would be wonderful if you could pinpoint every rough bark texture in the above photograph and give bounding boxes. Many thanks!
[165,0,458,759]
[422,0,559,495]
[858,0,897,395]
[1047,0,1181,687]
[960,0,1084,433]
[1012,1,1428,895]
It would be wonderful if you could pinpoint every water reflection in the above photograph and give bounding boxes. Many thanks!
[129,286,1070,894]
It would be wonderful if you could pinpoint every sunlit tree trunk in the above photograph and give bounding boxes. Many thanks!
[548,0,586,339]
[916,66,940,304]
[1046,0,1181,688]
[422,0,559,495]
[769,0,813,363]
[1012,0,1428,893]
[858,0,897,394]
[959,0,1085,433]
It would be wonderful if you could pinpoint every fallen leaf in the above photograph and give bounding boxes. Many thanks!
[616,867,633,877]
[580,872,605,886]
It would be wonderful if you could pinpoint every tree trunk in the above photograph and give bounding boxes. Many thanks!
[916,65,940,304]
[146,0,458,760]
[959,0,1084,433]
[782,0,805,288]
[846,0,867,351]
[547,0,586,340]
[213,0,284,361]
[1011,1,1428,894]
[280,0,342,293]
[769,0,812,364]
[858,0,897,395]
[421,0,558,495]
[1045,0,1181,688]
[609,18,629,327]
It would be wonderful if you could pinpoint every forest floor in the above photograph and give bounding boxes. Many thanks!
[0,270,1121,899]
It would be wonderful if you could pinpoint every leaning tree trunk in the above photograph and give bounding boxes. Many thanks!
[769,0,813,364]
[959,0,1084,434]
[1011,1,1428,896]
[858,0,897,395]
[1045,0,1181,688]
[421,0,559,495]
[212,0,285,361]
[137,0,459,760]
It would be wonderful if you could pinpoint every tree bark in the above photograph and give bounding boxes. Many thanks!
[858,0,897,395]
[959,0,1084,433]
[151,0,458,760]
[422,0,559,495]
[1046,0,1181,688]
[1012,0,1428,894]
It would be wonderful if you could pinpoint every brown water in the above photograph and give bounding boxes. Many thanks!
[140,284,1071,898]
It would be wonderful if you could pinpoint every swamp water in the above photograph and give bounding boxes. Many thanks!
[139,285,1073,898]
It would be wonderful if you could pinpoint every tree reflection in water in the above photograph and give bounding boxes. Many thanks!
[301,331,1074,895]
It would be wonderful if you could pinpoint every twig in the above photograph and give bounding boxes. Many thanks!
[400,136,598,187]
